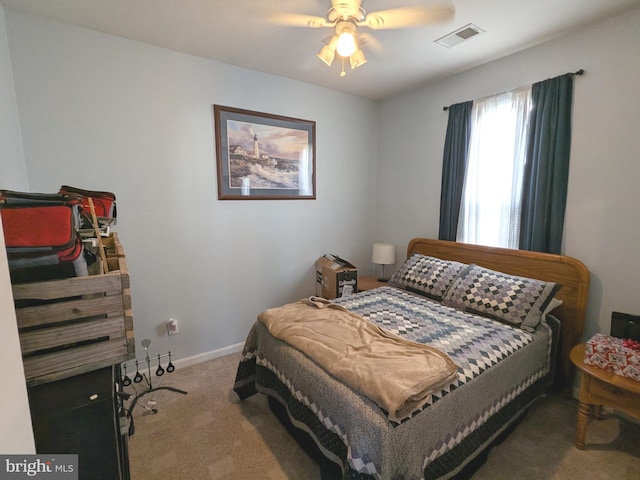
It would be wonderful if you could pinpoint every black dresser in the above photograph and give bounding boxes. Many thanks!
[27,366,130,480]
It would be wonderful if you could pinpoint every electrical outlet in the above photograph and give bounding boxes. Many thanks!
[167,318,179,335]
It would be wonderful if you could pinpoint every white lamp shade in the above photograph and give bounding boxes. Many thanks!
[349,49,367,69]
[336,31,357,57]
[372,243,396,265]
[317,35,338,66]
[317,45,336,66]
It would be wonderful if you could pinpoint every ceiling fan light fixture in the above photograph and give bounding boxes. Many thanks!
[317,45,336,66]
[349,49,367,69]
[335,21,358,58]
[336,31,357,57]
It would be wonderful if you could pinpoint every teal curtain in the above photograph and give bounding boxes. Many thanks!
[438,101,473,241]
[519,74,574,254]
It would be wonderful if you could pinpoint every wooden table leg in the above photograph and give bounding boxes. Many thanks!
[575,401,590,449]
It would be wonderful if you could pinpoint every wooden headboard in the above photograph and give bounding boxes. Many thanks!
[407,238,590,386]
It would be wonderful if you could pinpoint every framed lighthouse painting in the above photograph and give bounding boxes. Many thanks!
[213,105,316,200]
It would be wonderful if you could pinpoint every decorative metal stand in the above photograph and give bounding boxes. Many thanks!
[122,339,187,417]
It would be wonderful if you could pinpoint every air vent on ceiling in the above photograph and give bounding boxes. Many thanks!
[435,23,485,48]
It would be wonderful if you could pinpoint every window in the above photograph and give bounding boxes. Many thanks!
[439,72,576,254]
[456,87,532,249]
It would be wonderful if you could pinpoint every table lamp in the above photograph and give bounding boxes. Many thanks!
[372,243,396,282]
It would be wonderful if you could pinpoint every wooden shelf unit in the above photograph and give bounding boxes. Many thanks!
[12,232,135,387]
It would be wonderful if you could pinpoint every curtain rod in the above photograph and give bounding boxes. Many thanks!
[442,69,585,111]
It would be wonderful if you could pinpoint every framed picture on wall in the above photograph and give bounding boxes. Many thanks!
[213,105,316,200]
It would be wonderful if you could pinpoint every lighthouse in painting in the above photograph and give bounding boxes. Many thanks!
[253,133,259,158]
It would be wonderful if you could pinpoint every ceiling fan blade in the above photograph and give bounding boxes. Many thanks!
[269,12,331,28]
[363,3,455,30]
[358,32,384,54]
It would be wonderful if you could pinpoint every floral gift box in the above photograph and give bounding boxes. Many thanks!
[584,333,640,382]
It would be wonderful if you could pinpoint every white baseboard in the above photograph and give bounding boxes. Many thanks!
[172,342,244,369]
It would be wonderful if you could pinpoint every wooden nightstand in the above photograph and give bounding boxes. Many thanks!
[358,276,387,292]
[570,343,640,449]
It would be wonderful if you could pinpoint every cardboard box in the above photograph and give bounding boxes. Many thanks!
[584,333,640,382]
[316,254,358,299]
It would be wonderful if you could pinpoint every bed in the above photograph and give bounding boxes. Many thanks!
[234,238,590,479]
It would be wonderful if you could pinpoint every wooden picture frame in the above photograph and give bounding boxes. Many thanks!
[213,105,316,200]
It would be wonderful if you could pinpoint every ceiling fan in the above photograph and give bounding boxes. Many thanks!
[272,0,455,76]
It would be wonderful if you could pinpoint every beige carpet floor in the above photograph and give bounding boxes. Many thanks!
[125,351,640,480]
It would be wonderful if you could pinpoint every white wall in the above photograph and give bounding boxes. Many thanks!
[0,4,34,454]
[0,4,27,188]
[0,224,34,453]
[5,10,378,362]
[378,7,640,338]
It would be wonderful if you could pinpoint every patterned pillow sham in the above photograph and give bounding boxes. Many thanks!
[442,264,561,332]
[388,254,471,301]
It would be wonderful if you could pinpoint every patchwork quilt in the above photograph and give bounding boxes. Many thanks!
[234,286,556,479]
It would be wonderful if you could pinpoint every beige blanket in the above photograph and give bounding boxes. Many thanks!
[258,296,458,422]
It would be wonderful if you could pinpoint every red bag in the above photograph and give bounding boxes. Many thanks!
[0,190,71,206]
[2,205,77,251]
[0,191,87,278]
[59,185,116,224]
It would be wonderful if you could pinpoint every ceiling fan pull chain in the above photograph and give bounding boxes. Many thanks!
[340,57,346,77]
